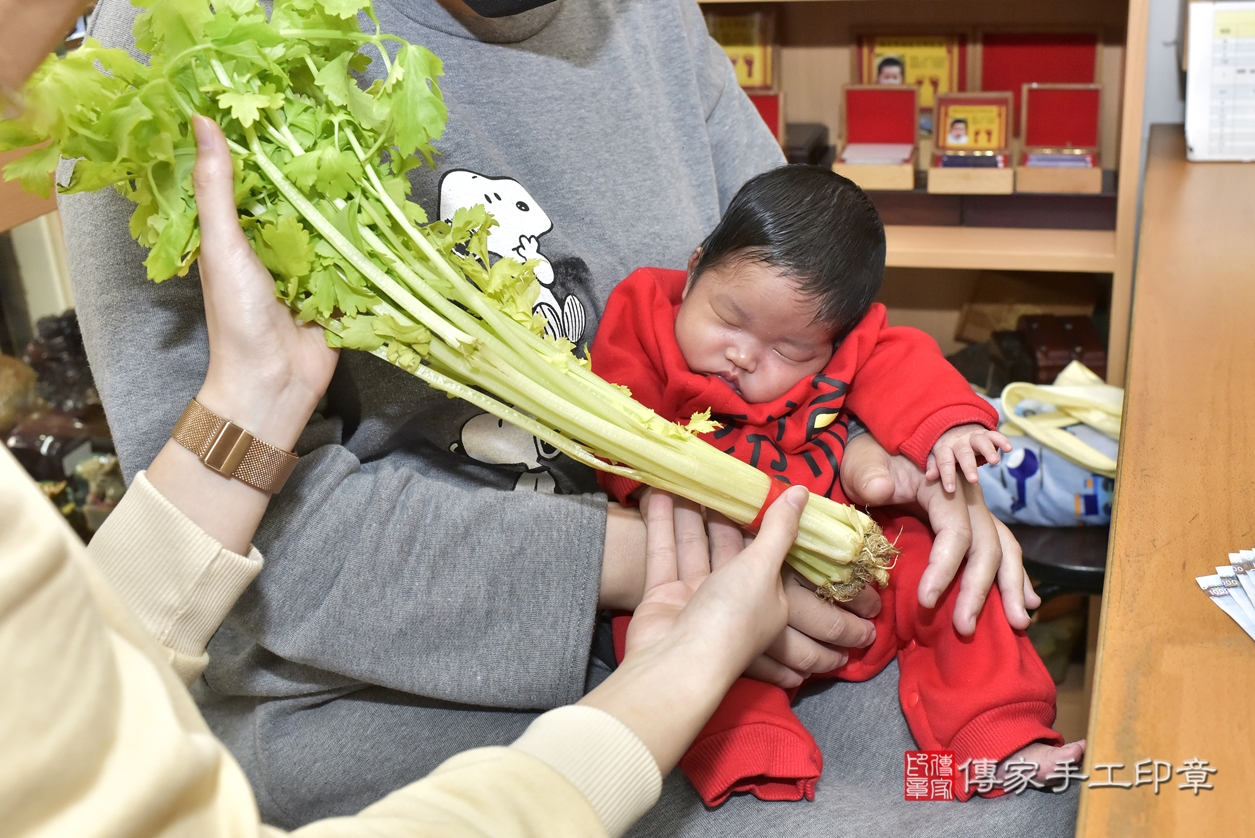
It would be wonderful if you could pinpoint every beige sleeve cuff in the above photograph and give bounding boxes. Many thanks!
[86,471,263,683]
[512,705,662,838]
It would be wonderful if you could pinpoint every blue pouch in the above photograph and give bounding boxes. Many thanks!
[977,395,1117,526]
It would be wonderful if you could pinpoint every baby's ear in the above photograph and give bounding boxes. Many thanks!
[683,249,702,299]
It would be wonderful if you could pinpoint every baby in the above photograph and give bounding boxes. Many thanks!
[592,165,1083,803]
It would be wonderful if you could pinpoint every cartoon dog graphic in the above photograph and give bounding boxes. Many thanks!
[450,412,562,493]
[439,170,586,344]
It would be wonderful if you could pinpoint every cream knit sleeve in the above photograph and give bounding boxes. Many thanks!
[87,470,264,684]
[2,449,653,838]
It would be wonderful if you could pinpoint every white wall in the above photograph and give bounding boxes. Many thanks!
[1144,0,1187,129]
[10,213,75,325]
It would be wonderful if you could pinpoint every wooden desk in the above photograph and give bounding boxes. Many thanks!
[1077,125,1255,836]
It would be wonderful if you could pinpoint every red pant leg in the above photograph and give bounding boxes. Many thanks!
[833,511,1062,800]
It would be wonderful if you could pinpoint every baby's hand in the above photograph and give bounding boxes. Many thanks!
[925,424,1012,493]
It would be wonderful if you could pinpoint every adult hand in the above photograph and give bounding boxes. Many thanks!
[623,490,794,662]
[608,487,877,689]
[145,116,339,556]
[839,431,1040,634]
[191,115,340,452]
[585,487,804,773]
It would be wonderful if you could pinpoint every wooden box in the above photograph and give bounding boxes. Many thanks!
[832,86,917,191]
[1016,313,1107,382]
[928,92,1014,194]
[1015,84,1103,194]
[977,30,1101,137]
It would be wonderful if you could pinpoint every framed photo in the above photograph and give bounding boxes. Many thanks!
[705,10,777,90]
[935,93,1011,152]
[858,35,967,109]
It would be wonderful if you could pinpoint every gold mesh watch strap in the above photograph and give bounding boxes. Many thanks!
[171,399,299,494]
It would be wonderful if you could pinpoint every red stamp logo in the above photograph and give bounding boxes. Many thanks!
[905,750,956,801]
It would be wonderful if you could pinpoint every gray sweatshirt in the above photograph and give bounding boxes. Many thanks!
[62,0,782,712]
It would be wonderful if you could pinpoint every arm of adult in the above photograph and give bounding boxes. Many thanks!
[0,0,87,97]
[579,488,801,774]
[4,431,802,838]
[87,116,339,682]
[839,431,1040,634]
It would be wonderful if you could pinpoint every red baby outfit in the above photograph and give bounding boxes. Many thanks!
[592,267,1060,804]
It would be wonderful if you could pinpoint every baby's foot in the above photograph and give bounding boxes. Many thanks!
[998,740,1087,787]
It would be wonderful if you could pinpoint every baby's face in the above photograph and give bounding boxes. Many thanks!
[675,260,836,404]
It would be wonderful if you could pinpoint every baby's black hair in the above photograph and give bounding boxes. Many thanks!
[691,165,885,340]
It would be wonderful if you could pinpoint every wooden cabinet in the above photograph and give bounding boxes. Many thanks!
[701,0,1150,384]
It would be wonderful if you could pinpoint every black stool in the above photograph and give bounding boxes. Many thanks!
[1007,524,1109,606]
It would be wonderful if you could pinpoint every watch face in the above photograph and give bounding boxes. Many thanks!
[462,0,556,17]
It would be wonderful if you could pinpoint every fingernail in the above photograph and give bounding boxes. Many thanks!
[784,485,808,511]
[192,115,213,148]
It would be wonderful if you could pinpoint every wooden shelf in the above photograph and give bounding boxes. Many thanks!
[884,225,1116,273]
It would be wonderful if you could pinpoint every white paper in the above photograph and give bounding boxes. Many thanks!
[1024,153,1093,168]
[1228,551,1255,605]
[1198,574,1255,640]
[841,143,913,165]
[1215,565,1255,624]
[1185,2,1255,161]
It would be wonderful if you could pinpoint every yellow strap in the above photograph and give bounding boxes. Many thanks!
[999,361,1122,478]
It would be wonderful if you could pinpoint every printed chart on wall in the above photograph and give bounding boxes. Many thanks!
[1186,2,1255,161]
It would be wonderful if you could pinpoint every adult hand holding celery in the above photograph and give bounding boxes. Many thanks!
[0,0,895,599]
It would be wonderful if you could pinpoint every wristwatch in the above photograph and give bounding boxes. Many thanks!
[171,399,299,494]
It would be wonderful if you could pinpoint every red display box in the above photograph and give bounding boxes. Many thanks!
[1015,83,1102,194]
[832,85,918,191]
[979,31,1100,135]
[747,91,785,144]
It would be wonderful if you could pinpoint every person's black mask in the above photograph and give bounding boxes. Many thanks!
[461,0,556,17]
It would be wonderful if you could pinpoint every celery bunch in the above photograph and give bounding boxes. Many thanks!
[1,0,894,599]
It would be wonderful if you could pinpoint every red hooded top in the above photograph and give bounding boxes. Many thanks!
[590,267,998,506]
[592,268,1059,805]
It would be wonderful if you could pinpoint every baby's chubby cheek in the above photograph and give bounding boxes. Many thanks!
[673,299,713,374]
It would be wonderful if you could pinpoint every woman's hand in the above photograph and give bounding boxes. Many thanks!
[624,490,794,663]
[839,431,1040,634]
[582,487,805,773]
[191,115,339,452]
[145,117,339,555]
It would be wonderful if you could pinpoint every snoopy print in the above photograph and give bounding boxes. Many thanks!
[439,170,593,493]
[439,170,586,344]
[450,413,561,493]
